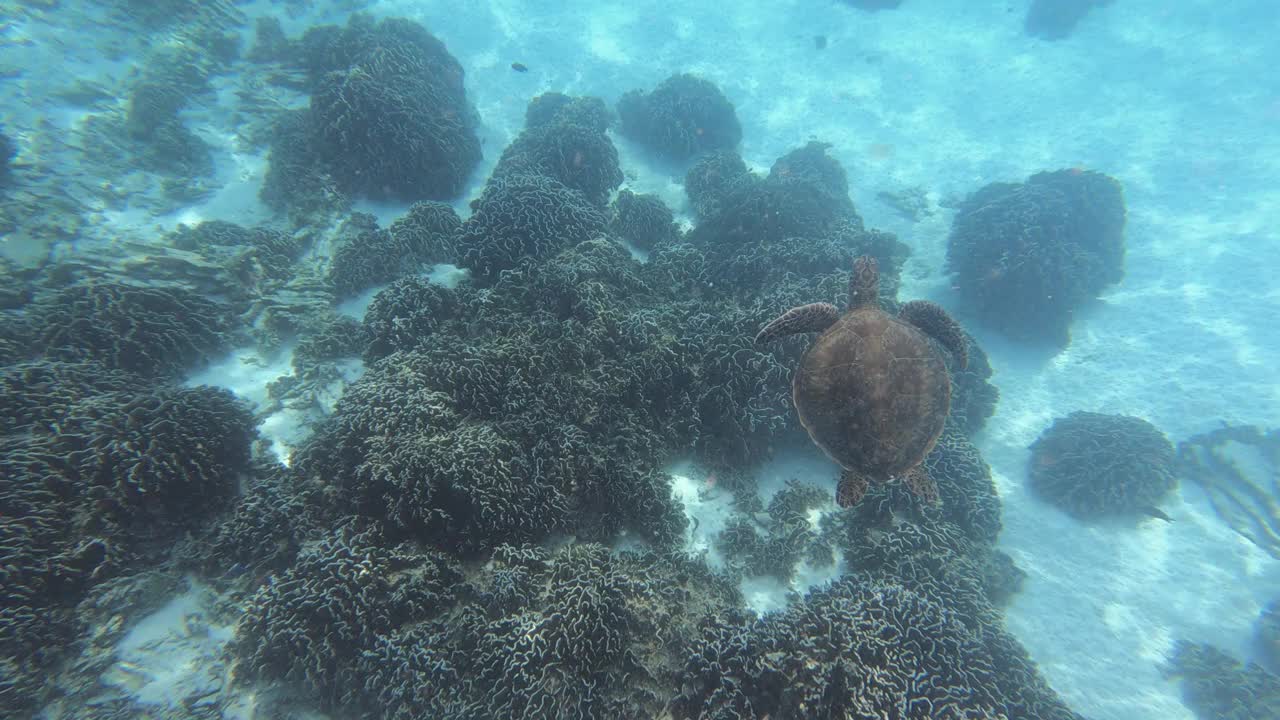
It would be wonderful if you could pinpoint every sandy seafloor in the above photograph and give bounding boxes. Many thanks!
[3,0,1280,718]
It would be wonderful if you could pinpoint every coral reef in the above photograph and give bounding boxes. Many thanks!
[27,282,233,378]
[235,524,461,710]
[259,109,350,223]
[946,331,999,436]
[526,92,611,133]
[305,14,481,202]
[492,95,623,206]
[684,149,754,220]
[674,577,1083,719]
[1029,411,1178,519]
[1178,424,1280,559]
[1,367,254,714]
[457,173,609,281]
[327,201,461,298]
[1165,641,1280,720]
[618,74,742,163]
[611,189,682,251]
[946,169,1126,345]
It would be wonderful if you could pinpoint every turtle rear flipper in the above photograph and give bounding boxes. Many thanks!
[837,469,870,508]
[898,300,969,370]
[755,302,840,344]
[902,464,940,505]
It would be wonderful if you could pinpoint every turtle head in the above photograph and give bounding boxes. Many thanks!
[848,256,880,309]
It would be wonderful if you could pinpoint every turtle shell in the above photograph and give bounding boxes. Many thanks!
[793,306,950,479]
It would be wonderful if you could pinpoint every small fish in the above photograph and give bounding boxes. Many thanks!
[814,35,828,50]
[511,62,529,73]
[1141,505,1173,522]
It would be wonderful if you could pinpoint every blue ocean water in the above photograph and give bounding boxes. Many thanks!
[1,1,1278,719]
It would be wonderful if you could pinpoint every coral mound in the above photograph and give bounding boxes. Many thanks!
[1028,411,1177,519]
[675,577,1084,720]
[1165,640,1280,720]
[946,169,1126,346]
[618,74,742,163]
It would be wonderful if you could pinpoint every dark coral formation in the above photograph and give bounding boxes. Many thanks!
[1029,411,1177,519]
[235,524,460,709]
[166,219,304,309]
[26,282,233,378]
[947,331,999,436]
[361,276,460,361]
[610,189,682,251]
[304,14,481,202]
[235,538,741,718]
[1178,424,1280,559]
[492,94,623,206]
[675,577,1082,719]
[262,14,481,220]
[327,201,461,298]
[618,74,742,163]
[526,92,611,133]
[947,169,1126,346]
[458,173,609,281]
[1025,0,1115,40]
[260,109,350,223]
[1259,599,1280,674]
[1,361,255,713]
[718,479,834,580]
[685,149,754,220]
[1165,641,1280,720]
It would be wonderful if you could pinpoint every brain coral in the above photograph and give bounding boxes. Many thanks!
[946,169,1126,346]
[618,74,742,163]
[1028,411,1177,519]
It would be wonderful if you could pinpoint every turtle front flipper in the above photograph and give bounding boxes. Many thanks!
[902,465,940,505]
[836,469,870,508]
[898,300,969,370]
[755,303,840,344]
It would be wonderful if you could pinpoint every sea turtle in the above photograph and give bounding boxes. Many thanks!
[755,255,969,507]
